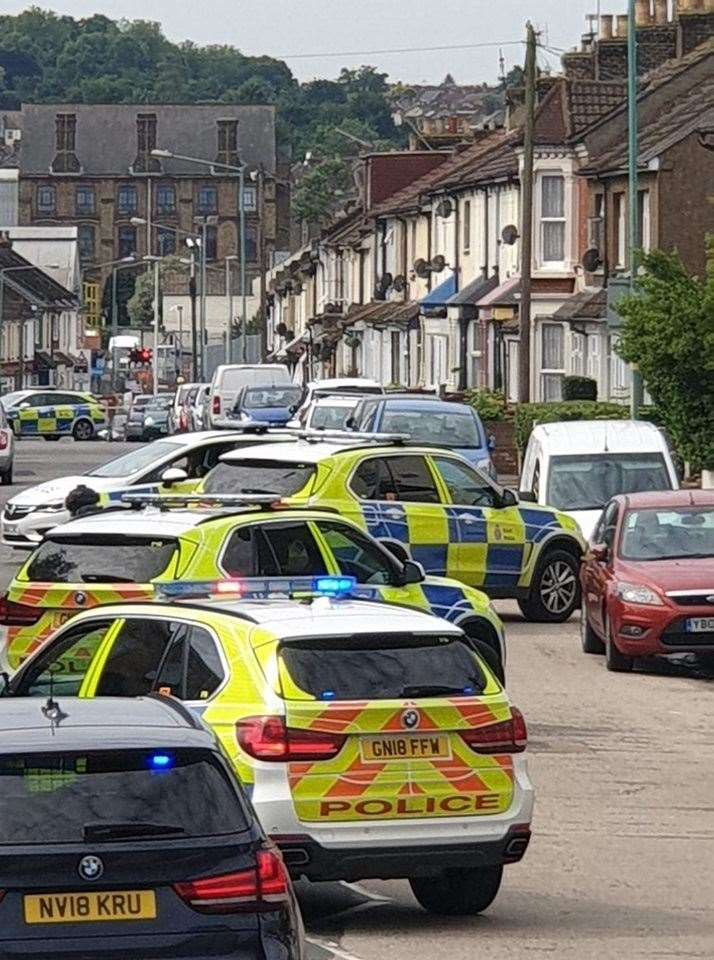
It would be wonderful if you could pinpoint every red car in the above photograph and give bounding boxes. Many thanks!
[580,490,714,672]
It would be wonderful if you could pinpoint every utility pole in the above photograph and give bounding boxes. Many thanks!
[188,248,197,381]
[257,165,267,362]
[518,21,537,405]
[628,0,643,418]
[152,259,160,397]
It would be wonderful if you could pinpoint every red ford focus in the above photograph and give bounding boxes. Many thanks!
[580,490,714,671]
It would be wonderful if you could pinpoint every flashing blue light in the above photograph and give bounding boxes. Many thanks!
[313,576,356,597]
[320,690,336,700]
[150,753,173,769]
[463,687,475,696]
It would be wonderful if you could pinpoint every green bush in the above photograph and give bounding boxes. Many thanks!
[562,376,597,401]
[514,401,630,452]
[463,389,508,422]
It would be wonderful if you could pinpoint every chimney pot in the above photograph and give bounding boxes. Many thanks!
[635,0,652,24]
[616,13,630,34]
[654,0,668,22]
[600,13,614,37]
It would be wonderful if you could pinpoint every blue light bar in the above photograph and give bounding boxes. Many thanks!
[313,576,356,596]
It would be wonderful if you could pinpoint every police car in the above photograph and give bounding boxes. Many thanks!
[1,389,106,442]
[0,495,505,678]
[197,433,586,622]
[0,430,287,548]
[7,580,534,915]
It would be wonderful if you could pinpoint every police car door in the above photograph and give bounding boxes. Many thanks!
[17,393,53,437]
[432,455,525,589]
[349,454,449,577]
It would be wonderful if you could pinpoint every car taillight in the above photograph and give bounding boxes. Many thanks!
[0,432,8,450]
[212,396,221,414]
[173,849,289,914]
[236,715,346,761]
[459,707,527,754]
[0,594,44,627]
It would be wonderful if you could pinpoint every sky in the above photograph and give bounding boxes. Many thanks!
[5,0,605,85]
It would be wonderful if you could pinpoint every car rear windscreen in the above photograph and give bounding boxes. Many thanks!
[279,635,486,701]
[0,749,248,844]
[203,460,315,497]
[26,537,177,583]
[547,453,673,511]
[379,408,483,449]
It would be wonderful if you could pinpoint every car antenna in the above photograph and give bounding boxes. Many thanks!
[41,671,67,733]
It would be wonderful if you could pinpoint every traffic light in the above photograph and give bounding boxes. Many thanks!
[128,348,153,369]
[139,348,152,366]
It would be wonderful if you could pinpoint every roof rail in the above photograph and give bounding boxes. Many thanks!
[294,428,410,445]
[121,492,281,511]
[145,692,206,730]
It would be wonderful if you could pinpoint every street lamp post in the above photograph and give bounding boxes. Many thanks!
[224,255,238,362]
[152,148,247,368]
[108,257,139,389]
[143,255,161,397]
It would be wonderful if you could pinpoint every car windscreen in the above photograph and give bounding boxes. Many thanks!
[547,453,673,512]
[221,368,290,391]
[620,507,714,561]
[309,403,357,430]
[202,459,316,496]
[146,396,174,411]
[85,440,184,478]
[379,408,483,449]
[278,635,486,700]
[0,749,248,844]
[241,386,302,409]
[26,536,178,583]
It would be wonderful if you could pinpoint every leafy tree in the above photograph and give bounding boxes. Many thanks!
[617,244,714,472]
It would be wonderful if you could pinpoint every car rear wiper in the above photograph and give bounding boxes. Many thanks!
[81,574,136,583]
[400,684,478,698]
[83,821,186,841]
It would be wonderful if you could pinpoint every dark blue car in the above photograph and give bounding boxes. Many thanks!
[351,394,496,479]
[225,385,303,428]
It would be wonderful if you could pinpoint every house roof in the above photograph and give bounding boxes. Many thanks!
[448,272,500,306]
[0,241,77,307]
[552,286,607,322]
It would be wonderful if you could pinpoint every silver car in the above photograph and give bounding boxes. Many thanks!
[0,403,14,485]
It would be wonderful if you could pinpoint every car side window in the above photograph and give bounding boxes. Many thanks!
[316,520,397,585]
[357,402,378,431]
[185,626,225,700]
[433,457,498,508]
[53,393,79,406]
[14,621,113,698]
[221,526,259,576]
[94,618,176,697]
[257,522,328,576]
[143,454,190,483]
[26,393,52,408]
[350,457,393,500]
[386,456,441,504]
[602,503,619,550]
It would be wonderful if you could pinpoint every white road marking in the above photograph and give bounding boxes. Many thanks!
[338,880,393,903]
[307,936,366,960]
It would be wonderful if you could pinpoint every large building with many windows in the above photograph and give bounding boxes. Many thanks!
[12,103,289,329]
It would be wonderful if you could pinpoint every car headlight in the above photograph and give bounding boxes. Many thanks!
[615,582,663,606]
[144,416,154,426]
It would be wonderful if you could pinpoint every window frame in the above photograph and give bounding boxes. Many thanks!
[614,192,626,269]
[539,173,566,267]
[77,224,95,264]
[75,185,95,217]
[540,321,566,402]
[313,518,402,585]
[218,519,328,580]
[197,184,218,215]
[431,454,500,508]
[348,453,441,505]
[462,198,471,254]
[117,224,137,259]
[117,183,138,216]
[11,618,115,697]
[242,184,257,212]
[155,183,176,216]
[36,184,57,216]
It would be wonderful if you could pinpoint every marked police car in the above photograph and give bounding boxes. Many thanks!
[1,389,106,441]
[197,432,587,622]
[8,580,534,915]
[1,495,505,678]
[0,430,285,548]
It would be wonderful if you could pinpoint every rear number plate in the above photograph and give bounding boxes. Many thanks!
[360,734,451,762]
[24,890,156,924]
[685,617,714,633]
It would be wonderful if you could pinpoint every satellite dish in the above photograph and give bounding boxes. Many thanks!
[431,254,446,273]
[501,224,519,246]
[393,274,406,292]
[581,247,602,273]
[276,322,287,337]
[414,258,430,279]
[436,198,453,219]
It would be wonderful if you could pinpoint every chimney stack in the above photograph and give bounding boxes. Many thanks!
[635,0,652,23]
[600,13,614,37]
[616,13,630,34]
[654,0,668,22]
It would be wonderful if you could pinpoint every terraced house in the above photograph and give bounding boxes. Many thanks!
[265,0,714,402]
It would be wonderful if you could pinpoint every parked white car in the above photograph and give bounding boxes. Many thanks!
[303,394,361,431]
[207,364,291,428]
[519,419,679,542]
[290,377,384,427]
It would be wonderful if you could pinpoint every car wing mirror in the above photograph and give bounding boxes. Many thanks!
[499,488,519,508]
[401,559,425,585]
[161,467,188,488]
[591,543,609,563]
[488,434,496,452]
[379,538,411,565]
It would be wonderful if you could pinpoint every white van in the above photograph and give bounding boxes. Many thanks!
[207,364,291,427]
[519,420,679,542]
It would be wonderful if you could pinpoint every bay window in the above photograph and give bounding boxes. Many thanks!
[540,175,565,265]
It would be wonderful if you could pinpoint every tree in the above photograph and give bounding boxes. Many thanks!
[617,243,714,472]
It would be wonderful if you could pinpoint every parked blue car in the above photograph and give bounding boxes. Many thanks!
[349,394,496,478]
[221,384,303,428]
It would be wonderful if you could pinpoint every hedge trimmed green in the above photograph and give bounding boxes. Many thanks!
[562,376,597,401]
[463,389,508,422]
[514,401,630,452]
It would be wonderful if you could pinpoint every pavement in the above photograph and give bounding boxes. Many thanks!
[2,440,714,960]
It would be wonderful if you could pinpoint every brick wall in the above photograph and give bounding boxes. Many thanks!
[658,133,714,276]
[562,52,596,80]
[679,12,714,55]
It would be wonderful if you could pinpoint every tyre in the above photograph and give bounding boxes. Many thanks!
[0,465,12,486]
[518,549,581,623]
[605,616,634,672]
[581,605,605,655]
[43,435,60,441]
[410,865,503,916]
[72,419,94,441]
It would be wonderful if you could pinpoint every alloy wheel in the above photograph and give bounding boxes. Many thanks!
[539,559,577,615]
